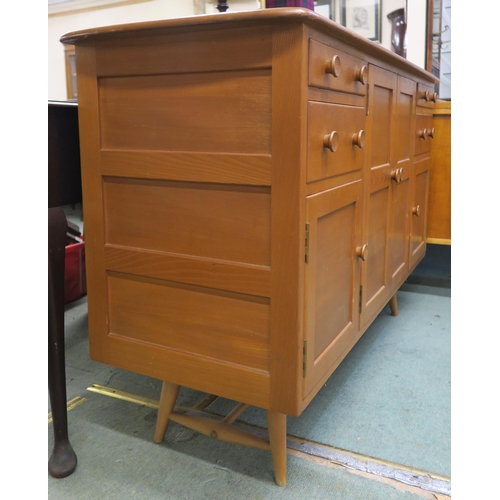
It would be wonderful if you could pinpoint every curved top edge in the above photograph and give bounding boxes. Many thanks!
[60,7,314,43]
[60,7,437,83]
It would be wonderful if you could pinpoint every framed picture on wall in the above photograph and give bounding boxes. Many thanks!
[341,0,381,42]
[314,1,334,20]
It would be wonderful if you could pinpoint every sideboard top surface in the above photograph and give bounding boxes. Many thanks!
[60,7,437,84]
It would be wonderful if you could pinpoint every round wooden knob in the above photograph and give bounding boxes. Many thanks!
[427,128,435,139]
[352,130,366,149]
[391,168,403,183]
[356,244,368,261]
[431,92,438,103]
[412,205,421,217]
[418,129,427,140]
[424,90,431,101]
[354,65,368,85]
[326,55,341,77]
[323,131,339,152]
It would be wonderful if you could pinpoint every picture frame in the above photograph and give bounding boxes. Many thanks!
[314,1,335,21]
[341,0,381,42]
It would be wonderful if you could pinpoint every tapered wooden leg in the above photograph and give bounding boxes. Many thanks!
[154,381,180,444]
[389,292,398,316]
[266,410,287,486]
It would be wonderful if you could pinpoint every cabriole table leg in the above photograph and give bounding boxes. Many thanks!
[48,207,77,478]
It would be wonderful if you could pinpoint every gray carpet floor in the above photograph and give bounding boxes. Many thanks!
[49,286,450,499]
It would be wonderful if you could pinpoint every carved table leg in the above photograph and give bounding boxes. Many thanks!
[266,410,287,486]
[389,292,399,316]
[154,381,181,443]
[48,207,77,478]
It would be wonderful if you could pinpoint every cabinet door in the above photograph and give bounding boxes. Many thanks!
[387,76,415,289]
[360,65,397,326]
[410,157,430,268]
[303,180,363,399]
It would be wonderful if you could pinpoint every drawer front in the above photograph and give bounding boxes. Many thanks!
[415,114,434,156]
[417,82,437,109]
[309,39,368,96]
[307,101,366,183]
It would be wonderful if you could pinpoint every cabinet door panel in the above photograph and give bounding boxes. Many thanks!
[361,65,396,325]
[387,77,415,287]
[366,185,389,302]
[303,180,362,398]
[410,157,430,268]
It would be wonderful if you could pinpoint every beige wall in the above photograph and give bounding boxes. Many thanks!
[48,0,196,100]
[406,0,427,69]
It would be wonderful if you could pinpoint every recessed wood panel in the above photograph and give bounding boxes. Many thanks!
[396,92,413,161]
[371,86,392,167]
[95,26,272,77]
[366,186,388,302]
[303,180,362,400]
[313,205,354,358]
[103,178,271,267]
[108,274,271,372]
[99,69,271,154]
[388,174,410,280]
[411,162,430,260]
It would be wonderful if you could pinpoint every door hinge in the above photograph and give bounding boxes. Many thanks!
[305,223,310,263]
[303,339,308,377]
[359,285,363,314]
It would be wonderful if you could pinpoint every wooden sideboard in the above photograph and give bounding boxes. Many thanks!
[61,8,437,485]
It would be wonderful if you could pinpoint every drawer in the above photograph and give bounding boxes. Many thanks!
[417,82,437,109]
[414,113,434,156]
[309,39,368,96]
[307,101,366,183]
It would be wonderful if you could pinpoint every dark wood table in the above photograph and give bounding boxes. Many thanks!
[48,100,81,478]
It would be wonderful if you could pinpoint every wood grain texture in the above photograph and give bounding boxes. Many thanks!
[154,382,180,443]
[415,113,434,156]
[307,101,366,183]
[104,246,271,298]
[308,39,367,95]
[99,69,272,154]
[410,158,431,268]
[107,335,271,408]
[268,22,306,417]
[74,43,109,362]
[428,101,451,242]
[303,180,362,398]
[94,26,272,77]
[266,411,287,486]
[107,273,271,372]
[361,65,396,326]
[101,150,271,186]
[103,178,271,267]
[387,76,415,288]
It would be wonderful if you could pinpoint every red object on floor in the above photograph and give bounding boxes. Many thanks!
[64,241,87,304]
